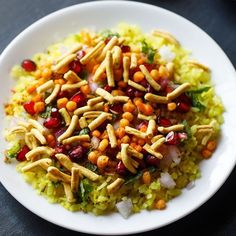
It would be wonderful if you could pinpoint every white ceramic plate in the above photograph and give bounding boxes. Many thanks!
[0,1,236,235]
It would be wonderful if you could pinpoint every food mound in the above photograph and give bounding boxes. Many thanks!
[4,24,224,218]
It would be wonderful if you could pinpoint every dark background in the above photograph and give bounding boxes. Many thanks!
[0,0,235,235]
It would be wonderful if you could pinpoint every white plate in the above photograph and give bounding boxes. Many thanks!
[0,1,236,235]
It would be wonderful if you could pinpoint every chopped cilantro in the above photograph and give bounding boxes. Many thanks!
[40,104,52,119]
[79,127,90,135]
[78,179,93,202]
[100,29,120,39]
[141,40,156,63]
[187,86,211,111]
[7,143,21,159]
[85,162,98,172]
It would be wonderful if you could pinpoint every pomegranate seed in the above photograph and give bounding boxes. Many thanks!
[69,60,82,74]
[143,63,155,72]
[158,79,169,92]
[57,91,69,99]
[43,117,61,129]
[165,131,180,145]
[16,145,30,162]
[120,45,130,53]
[110,104,123,114]
[23,101,36,115]
[176,102,191,113]
[21,59,36,72]
[70,92,86,107]
[137,121,148,129]
[104,85,112,93]
[55,145,66,154]
[116,161,128,175]
[147,84,155,93]
[145,155,159,167]
[54,127,67,139]
[51,108,61,119]
[76,50,86,60]
[176,93,192,105]
[105,36,112,44]
[68,146,83,161]
[125,86,135,98]
[157,117,172,127]
[134,90,145,97]
[178,132,188,141]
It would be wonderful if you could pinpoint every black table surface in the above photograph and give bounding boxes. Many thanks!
[0,0,236,235]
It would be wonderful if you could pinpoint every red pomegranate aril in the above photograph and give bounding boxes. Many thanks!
[110,104,123,114]
[54,127,67,139]
[23,101,36,115]
[116,161,128,175]
[159,79,169,92]
[125,86,135,98]
[134,90,145,98]
[51,107,61,119]
[55,145,66,154]
[70,92,86,107]
[16,145,30,162]
[68,146,83,161]
[178,132,188,141]
[176,93,192,105]
[147,84,155,93]
[120,45,131,53]
[104,36,112,44]
[43,117,61,129]
[57,91,69,99]
[143,63,155,72]
[104,85,112,93]
[176,102,191,113]
[21,59,37,72]
[165,131,180,145]
[157,117,172,127]
[145,155,159,167]
[69,60,82,74]
[76,50,86,60]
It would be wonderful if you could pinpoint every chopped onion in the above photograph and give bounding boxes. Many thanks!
[113,121,120,130]
[160,172,176,189]
[159,46,175,62]
[168,145,181,165]
[88,74,99,92]
[186,181,195,190]
[91,136,100,149]
[116,198,133,219]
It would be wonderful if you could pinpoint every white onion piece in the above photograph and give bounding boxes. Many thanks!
[113,121,120,130]
[116,198,133,219]
[88,74,100,93]
[91,136,100,149]
[168,145,181,165]
[186,181,195,190]
[159,45,175,62]
[160,172,176,189]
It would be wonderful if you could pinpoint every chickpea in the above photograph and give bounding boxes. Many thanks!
[98,139,109,152]
[122,112,134,122]
[142,171,151,185]
[155,199,166,210]
[97,155,109,169]
[120,118,130,128]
